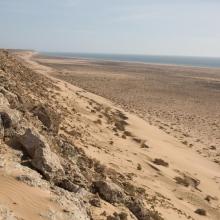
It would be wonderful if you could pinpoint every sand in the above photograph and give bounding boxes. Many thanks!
[34,54,220,164]
[1,50,219,220]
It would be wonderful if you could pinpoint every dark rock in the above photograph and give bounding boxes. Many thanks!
[174,175,200,190]
[118,212,128,220]
[0,112,12,128]
[56,178,80,193]
[153,159,169,167]
[107,215,120,220]
[107,212,128,220]
[137,164,142,170]
[195,208,206,216]
[126,198,163,220]
[94,161,106,174]
[0,107,21,129]
[210,145,216,150]
[89,197,101,207]
[0,117,4,138]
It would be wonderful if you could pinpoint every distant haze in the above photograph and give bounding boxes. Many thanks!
[0,0,220,57]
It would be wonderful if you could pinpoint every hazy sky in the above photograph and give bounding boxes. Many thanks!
[0,0,220,57]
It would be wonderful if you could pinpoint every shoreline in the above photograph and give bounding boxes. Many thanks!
[37,52,220,70]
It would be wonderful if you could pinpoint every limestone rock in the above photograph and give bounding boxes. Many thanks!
[0,106,21,129]
[16,128,64,180]
[32,104,61,133]
[0,93,9,106]
[0,86,19,109]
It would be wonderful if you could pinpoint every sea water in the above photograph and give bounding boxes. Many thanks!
[40,52,220,68]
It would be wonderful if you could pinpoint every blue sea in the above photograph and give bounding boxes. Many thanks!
[40,52,220,68]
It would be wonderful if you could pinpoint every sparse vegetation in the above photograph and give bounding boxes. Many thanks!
[153,158,169,167]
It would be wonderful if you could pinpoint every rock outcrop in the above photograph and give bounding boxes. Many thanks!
[0,107,21,129]
[93,180,126,203]
[0,86,19,109]
[0,50,166,220]
[16,128,64,180]
[31,104,61,133]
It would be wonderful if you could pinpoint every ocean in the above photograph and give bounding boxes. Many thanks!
[40,52,220,68]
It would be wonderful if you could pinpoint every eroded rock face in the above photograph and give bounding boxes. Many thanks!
[0,93,9,106]
[16,128,64,180]
[0,50,92,220]
[0,86,19,109]
[32,146,64,180]
[55,178,80,193]
[32,105,61,133]
[0,108,21,129]
[0,91,21,140]
[0,98,21,141]
[107,212,128,220]
[0,117,4,139]
[93,180,126,203]
[126,198,162,220]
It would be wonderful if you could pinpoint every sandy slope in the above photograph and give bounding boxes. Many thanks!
[34,55,220,166]
[0,172,57,220]
[7,51,218,220]
[0,140,77,220]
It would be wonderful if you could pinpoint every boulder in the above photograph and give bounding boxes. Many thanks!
[32,146,64,180]
[93,180,126,203]
[16,128,46,157]
[16,128,64,180]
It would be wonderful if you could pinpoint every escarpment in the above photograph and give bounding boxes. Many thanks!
[0,50,165,220]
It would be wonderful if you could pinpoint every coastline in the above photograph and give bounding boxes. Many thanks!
[38,51,220,69]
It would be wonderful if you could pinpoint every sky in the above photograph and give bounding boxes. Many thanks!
[0,0,220,57]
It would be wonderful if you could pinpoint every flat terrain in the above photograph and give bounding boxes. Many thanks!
[35,55,220,163]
